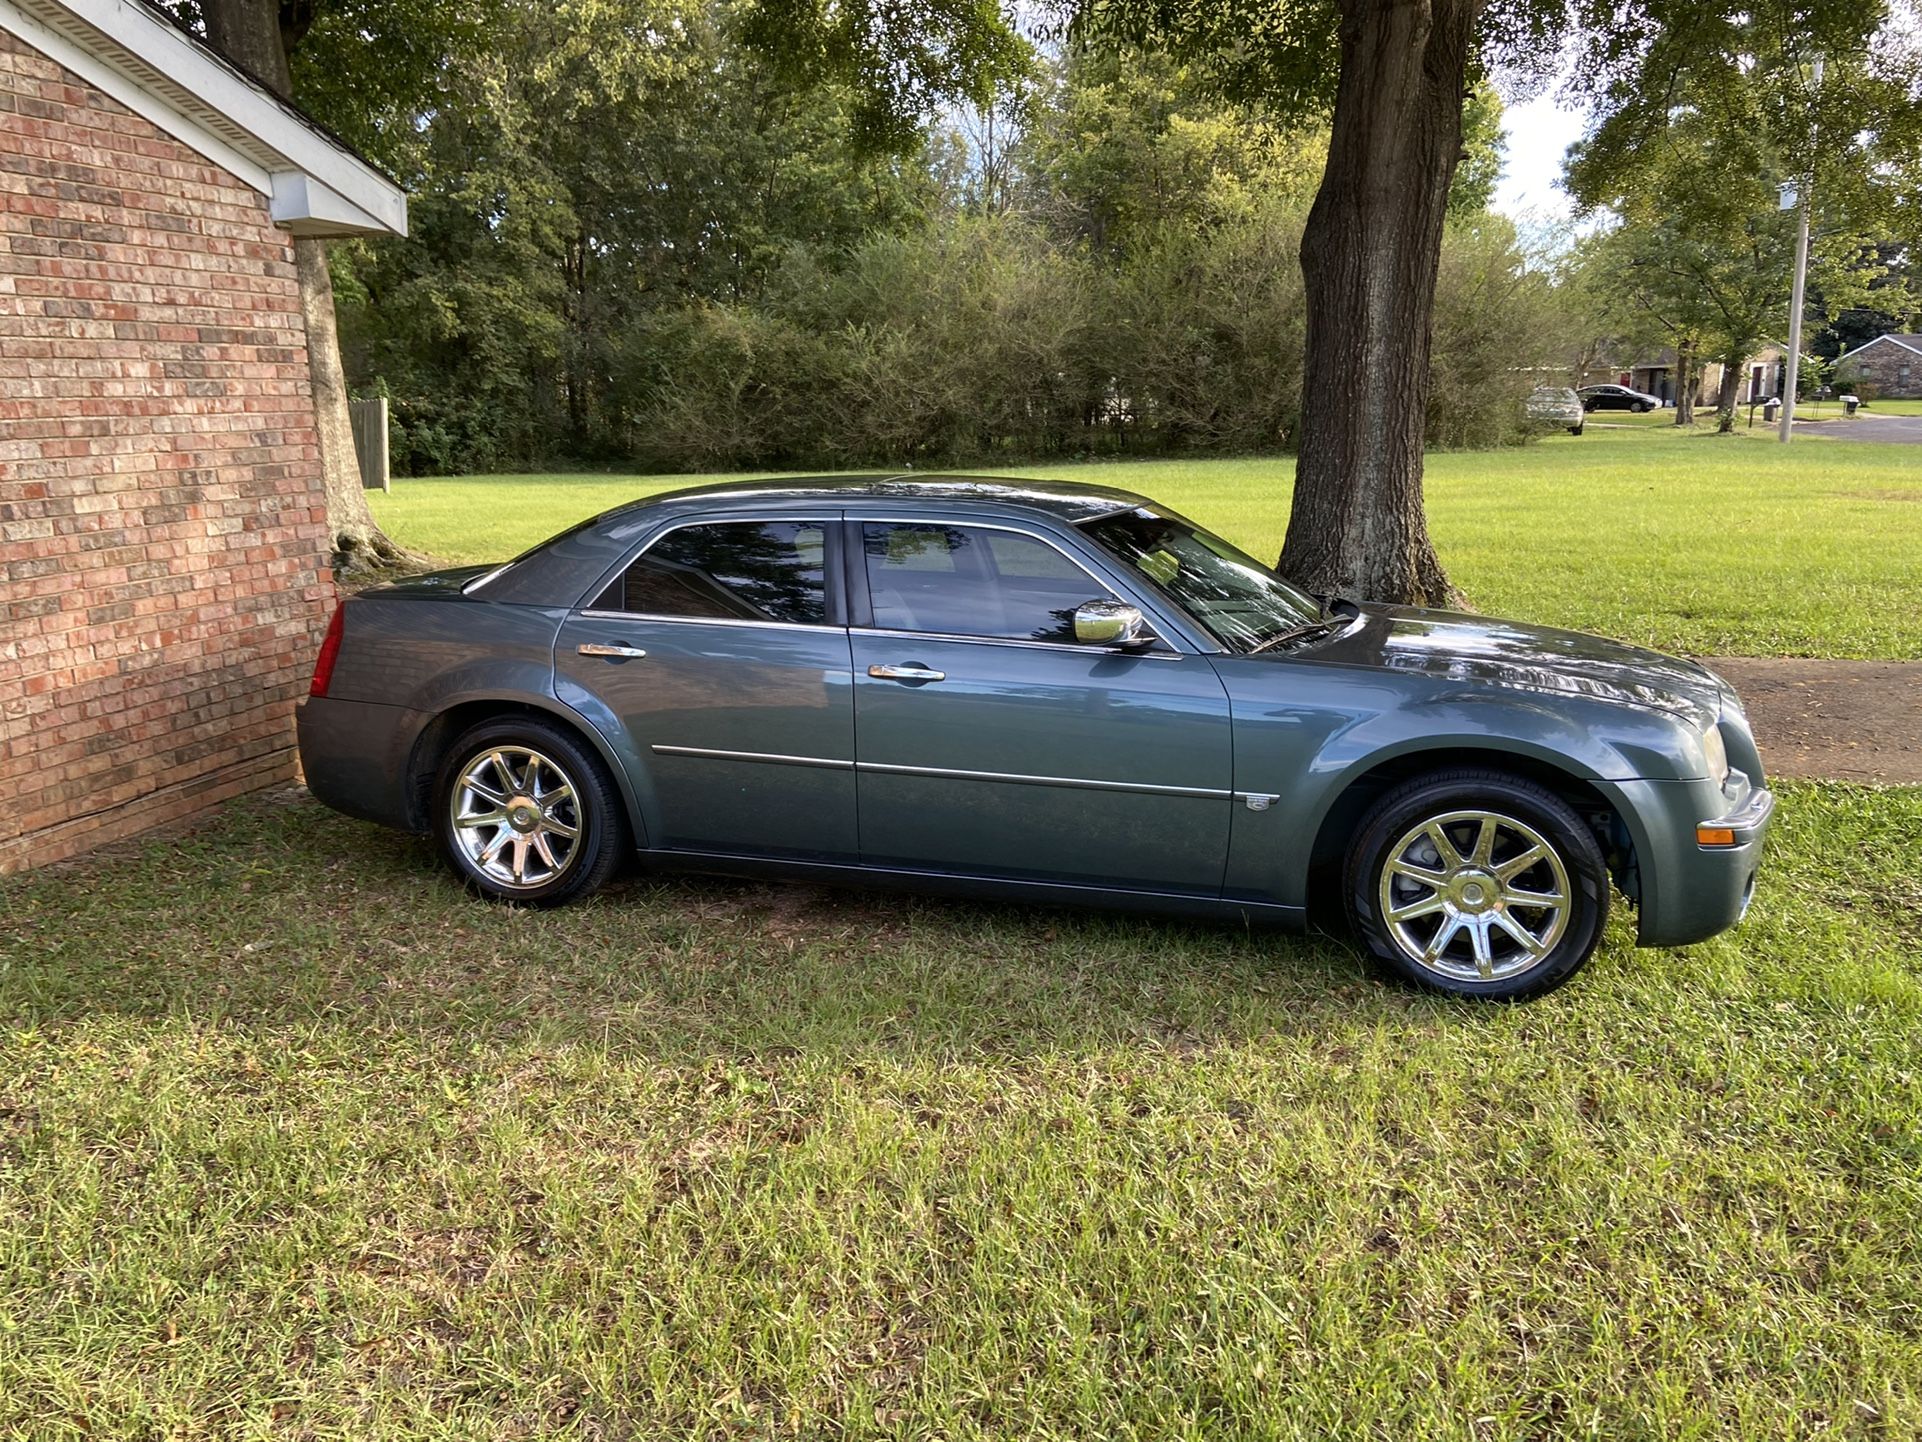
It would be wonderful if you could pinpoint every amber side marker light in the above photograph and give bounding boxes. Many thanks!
[1696,826,1738,847]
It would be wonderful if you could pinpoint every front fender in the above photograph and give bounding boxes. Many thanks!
[1218,665,1697,910]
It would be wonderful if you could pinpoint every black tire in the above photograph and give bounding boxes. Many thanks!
[1343,768,1609,1001]
[1634,401,1653,413]
[1568,421,1585,436]
[433,716,627,905]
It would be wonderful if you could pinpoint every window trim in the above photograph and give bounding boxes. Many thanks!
[846,625,1187,661]
[580,512,845,629]
[577,610,840,635]
[848,516,1187,653]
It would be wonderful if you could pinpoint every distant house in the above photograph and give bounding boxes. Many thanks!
[1592,346,1787,408]
[1833,334,1922,399]
[0,0,406,872]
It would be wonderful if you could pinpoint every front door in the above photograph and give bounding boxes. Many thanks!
[849,520,1234,894]
[554,515,857,861]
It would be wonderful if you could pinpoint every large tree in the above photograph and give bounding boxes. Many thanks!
[337,0,953,470]
[1064,0,1922,602]
[1576,106,1882,433]
[1568,37,1914,430]
[155,1,490,569]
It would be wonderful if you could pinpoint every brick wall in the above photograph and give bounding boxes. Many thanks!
[0,27,331,873]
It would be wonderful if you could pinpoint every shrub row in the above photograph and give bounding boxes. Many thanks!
[375,209,1560,476]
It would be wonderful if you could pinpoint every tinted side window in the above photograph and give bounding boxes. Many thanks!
[983,531,1089,581]
[597,521,829,625]
[862,523,1110,643]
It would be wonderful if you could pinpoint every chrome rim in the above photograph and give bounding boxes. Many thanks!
[448,746,582,891]
[1377,810,1571,983]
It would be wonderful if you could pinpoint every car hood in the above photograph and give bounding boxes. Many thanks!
[1309,605,1723,726]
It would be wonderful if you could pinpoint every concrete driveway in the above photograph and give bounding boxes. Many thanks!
[1809,413,1922,444]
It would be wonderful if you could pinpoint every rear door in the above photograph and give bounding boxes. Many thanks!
[554,515,857,861]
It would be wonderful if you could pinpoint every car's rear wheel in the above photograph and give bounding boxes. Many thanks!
[433,717,626,905]
[1568,421,1585,436]
[1344,770,1609,1001]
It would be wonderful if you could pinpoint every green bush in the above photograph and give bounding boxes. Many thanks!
[347,183,1554,476]
[332,17,1558,476]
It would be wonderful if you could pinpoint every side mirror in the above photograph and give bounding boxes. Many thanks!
[1074,599,1150,648]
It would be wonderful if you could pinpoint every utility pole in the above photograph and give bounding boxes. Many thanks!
[1779,54,1823,444]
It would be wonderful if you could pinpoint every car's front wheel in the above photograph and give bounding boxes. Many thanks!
[433,717,626,905]
[1568,421,1585,436]
[1345,770,1609,1000]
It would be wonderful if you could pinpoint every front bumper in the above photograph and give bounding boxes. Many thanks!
[1697,784,1775,848]
[1613,778,1777,948]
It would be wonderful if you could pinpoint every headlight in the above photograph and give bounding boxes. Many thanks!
[1701,725,1729,786]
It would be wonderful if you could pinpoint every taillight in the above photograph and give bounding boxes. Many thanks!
[310,604,346,698]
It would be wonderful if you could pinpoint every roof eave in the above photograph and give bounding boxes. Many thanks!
[1835,334,1922,364]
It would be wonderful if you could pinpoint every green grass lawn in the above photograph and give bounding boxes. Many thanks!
[372,426,1922,659]
[1582,406,1678,427]
[3,781,1921,1436]
[1854,398,1922,417]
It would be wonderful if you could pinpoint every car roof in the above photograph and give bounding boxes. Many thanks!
[467,473,1165,607]
[599,473,1152,525]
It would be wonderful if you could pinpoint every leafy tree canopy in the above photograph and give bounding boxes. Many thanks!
[1080,0,1922,200]
[1575,111,1883,429]
[154,0,500,169]
[739,0,1032,150]
[1020,48,1326,254]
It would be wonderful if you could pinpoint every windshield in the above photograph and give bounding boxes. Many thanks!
[1078,508,1323,653]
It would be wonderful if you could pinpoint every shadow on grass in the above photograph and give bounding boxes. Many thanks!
[0,791,1457,1062]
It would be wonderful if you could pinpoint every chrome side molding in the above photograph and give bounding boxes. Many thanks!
[645,744,1285,812]
[651,745,853,771]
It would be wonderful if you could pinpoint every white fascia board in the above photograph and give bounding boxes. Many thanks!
[0,0,406,237]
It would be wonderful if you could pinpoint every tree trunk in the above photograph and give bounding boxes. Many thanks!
[1674,341,1695,426]
[202,0,408,571]
[1714,355,1741,433]
[563,228,591,452]
[1277,0,1476,606]
[298,238,407,564]
[202,0,291,93]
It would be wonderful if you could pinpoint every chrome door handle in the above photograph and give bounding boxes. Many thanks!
[868,663,945,683]
[578,643,648,660]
